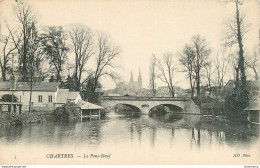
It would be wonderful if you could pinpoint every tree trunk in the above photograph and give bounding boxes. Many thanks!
[196,71,200,99]
[236,1,246,90]
[253,68,258,80]
[1,70,6,81]
[235,66,240,91]
[189,73,194,98]
[29,75,33,113]
[29,87,32,113]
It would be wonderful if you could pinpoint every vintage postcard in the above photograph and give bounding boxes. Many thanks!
[0,0,259,166]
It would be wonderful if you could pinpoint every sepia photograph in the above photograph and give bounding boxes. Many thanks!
[0,0,259,166]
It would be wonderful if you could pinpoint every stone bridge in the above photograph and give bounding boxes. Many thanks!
[101,96,200,115]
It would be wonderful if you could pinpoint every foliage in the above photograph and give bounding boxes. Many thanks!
[60,75,77,91]
[41,26,69,82]
[82,76,102,92]
[1,94,19,102]
[53,102,80,120]
[224,85,250,121]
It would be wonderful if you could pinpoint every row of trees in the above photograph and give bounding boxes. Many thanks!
[149,35,211,99]
[148,0,258,120]
[0,1,120,112]
[0,1,120,91]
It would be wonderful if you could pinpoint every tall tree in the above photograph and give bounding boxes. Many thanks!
[223,0,250,92]
[179,44,196,98]
[222,0,251,116]
[41,26,69,82]
[192,35,211,99]
[69,25,95,91]
[0,31,17,81]
[8,1,37,81]
[149,54,157,96]
[92,32,120,92]
[26,22,43,113]
[157,52,176,97]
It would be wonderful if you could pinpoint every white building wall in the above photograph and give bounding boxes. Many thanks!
[0,90,57,111]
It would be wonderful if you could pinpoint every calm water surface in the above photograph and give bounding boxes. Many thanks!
[0,111,259,164]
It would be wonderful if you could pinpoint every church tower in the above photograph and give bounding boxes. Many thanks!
[130,70,133,82]
[138,68,142,90]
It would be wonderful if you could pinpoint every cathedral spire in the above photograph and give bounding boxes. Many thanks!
[130,70,133,82]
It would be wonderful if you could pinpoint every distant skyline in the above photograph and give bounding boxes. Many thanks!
[0,0,259,90]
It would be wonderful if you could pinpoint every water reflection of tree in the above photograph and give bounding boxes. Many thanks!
[198,117,259,146]
[151,128,156,147]
[190,128,201,149]
[128,117,143,143]
[0,125,23,143]
[81,118,102,147]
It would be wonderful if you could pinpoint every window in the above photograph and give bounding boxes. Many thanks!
[38,95,42,103]
[48,95,52,103]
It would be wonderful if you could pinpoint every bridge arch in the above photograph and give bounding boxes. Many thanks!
[148,103,184,115]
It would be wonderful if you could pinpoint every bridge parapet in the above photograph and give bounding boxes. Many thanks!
[102,96,191,101]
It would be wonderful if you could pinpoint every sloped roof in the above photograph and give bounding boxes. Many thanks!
[76,100,103,110]
[0,82,59,91]
[56,89,69,104]
[225,80,260,88]
[0,82,11,90]
[244,101,260,111]
[68,92,80,100]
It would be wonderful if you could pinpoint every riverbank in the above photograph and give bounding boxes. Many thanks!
[0,111,51,127]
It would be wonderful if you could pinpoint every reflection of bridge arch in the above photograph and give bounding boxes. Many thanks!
[149,104,184,113]
[101,96,200,114]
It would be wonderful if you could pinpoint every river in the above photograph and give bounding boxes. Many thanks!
[0,111,259,164]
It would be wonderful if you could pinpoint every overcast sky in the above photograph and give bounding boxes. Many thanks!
[0,0,259,90]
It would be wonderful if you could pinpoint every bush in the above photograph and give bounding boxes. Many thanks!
[1,94,18,102]
[53,102,80,120]
[224,87,249,121]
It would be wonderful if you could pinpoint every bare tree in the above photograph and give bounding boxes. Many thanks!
[69,25,95,91]
[157,52,176,97]
[179,44,196,98]
[8,1,37,81]
[222,0,251,91]
[91,32,120,92]
[213,49,229,94]
[149,54,157,96]
[41,26,69,82]
[192,35,211,99]
[245,48,259,80]
[0,31,17,81]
